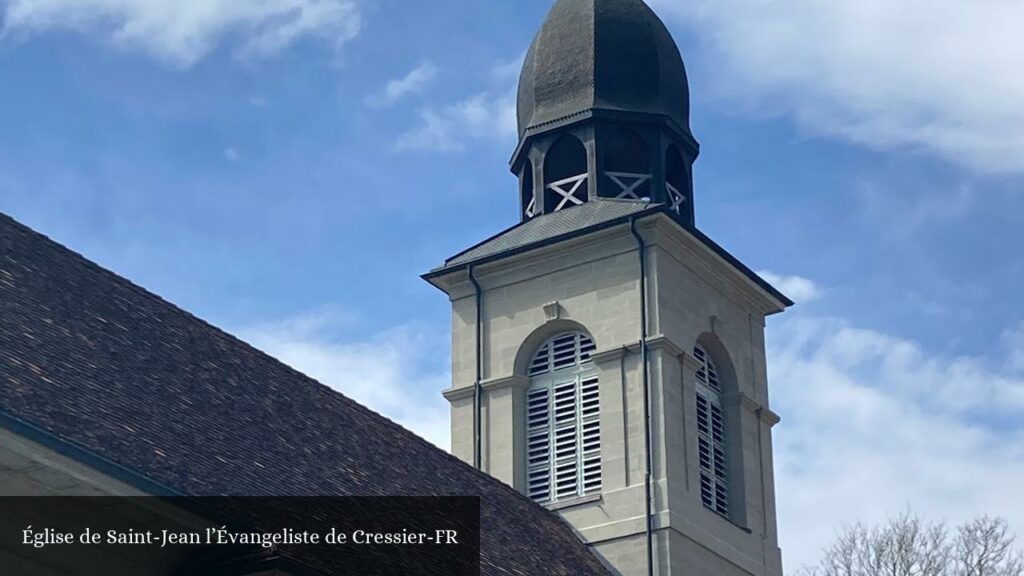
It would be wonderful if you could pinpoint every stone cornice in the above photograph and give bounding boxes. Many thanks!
[545,493,602,511]
[758,407,782,427]
[444,376,531,402]
[442,386,476,402]
[645,333,685,358]
[434,227,639,300]
[648,216,787,317]
[721,393,761,413]
[720,392,781,426]
[591,346,629,365]
[681,351,703,372]
[480,375,529,393]
[613,334,687,359]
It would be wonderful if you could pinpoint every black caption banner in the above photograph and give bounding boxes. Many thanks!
[0,496,480,576]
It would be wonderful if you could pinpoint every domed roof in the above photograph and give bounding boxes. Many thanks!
[517,0,691,136]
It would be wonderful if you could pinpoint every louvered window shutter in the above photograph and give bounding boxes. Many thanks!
[694,345,729,517]
[553,378,579,499]
[525,332,601,504]
[527,387,552,502]
[580,375,601,494]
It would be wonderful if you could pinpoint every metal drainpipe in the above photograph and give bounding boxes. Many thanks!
[630,216,654,576]
[468,264,484,470]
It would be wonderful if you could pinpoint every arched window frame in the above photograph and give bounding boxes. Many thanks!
[525,331,601,504]
[694,344,729,517]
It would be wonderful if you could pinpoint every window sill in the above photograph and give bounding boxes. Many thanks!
[546,493,602,511]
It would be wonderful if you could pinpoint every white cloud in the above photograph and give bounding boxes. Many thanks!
[490,53,526,82]
[366,61,438,108]
[758,270,821,303]
[1003,322,1024,374]
[856,182,976,238]
[395,57,520,153]
[769,316,1024,570]
[650,0,1024,174]
[238,310,451,450]
[396,93,516,153]
[1,0,361,68]
[223,147,240,161]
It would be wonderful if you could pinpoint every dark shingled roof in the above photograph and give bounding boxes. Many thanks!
[518,0,691,136]
[423,200,794,309]
[433,199,660,273]
[0,212,613,576]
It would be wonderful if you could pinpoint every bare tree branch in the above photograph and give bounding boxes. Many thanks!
[799,512,1021,576]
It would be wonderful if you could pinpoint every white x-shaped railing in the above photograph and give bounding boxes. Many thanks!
[547,173,589,211]
[607,171,652,200]
[667,182,686,214]
[537,172,682,215]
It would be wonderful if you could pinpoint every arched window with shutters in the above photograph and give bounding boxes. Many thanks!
[694,344,729,517]
[525,331,600,504]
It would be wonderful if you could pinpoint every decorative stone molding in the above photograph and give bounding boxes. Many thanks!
[480,375,530,394]
[757,407,782,427]
[647,216,790,317]
[591,346,628,365]
[442,386,476,402]
[681,351,703,372]
[645,333,685,358]
[545,493,602,511]
[610,335,687,359]
[722,393,761,413]
[543,301,562,321]
[444,377,530,402]
[720,394,781,426]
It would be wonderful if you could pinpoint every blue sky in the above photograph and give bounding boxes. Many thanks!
[1,0,1022,569]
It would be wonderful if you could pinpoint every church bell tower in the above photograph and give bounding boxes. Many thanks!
[423,1,793,575]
